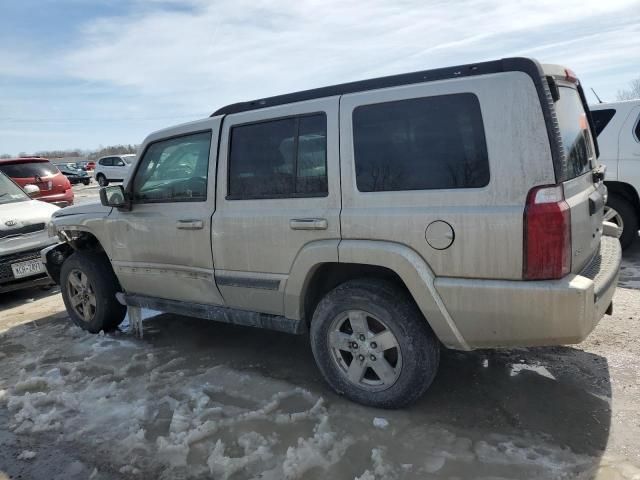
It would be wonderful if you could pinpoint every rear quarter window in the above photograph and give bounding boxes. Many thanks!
[590,108,616,136]
[0,161,59,178]
[352,93,489,192]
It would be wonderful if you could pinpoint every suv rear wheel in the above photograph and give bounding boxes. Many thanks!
[60,251,126,333]
[310,279,439,408]
[96,174,109,187]
[606,194,639,249]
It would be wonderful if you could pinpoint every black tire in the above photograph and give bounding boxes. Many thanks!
[310,279,440,408]
[608,194,639,249]
[60,251,126,333]
[83,179,90,185]
[97,174,109,187]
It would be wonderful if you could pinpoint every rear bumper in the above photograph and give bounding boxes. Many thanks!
[435,235,622,349]
[40,189,74,207]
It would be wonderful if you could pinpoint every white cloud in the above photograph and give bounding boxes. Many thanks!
[2,0,639,152]
[61,0,640,112]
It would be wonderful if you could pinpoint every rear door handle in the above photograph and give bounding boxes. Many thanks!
[289,218,328,230]
[176,219,204,230]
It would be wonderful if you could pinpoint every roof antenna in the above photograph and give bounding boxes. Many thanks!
[591,88,604,104]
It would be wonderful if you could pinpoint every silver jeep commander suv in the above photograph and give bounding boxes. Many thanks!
[43,57,621,408]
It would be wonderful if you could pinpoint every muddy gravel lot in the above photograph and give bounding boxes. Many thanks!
[0,239,639,479]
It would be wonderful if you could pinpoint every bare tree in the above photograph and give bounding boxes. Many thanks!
[617,78,640,101]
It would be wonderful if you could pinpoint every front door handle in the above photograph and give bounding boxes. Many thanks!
[177,219,204,230]
[289,218,328,230]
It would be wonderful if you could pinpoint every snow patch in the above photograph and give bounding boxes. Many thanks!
[17,450,36,460]
[372,417,389,429]
[510,363,556,380]
[282,415,353,479]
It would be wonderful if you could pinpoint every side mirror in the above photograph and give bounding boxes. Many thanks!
[23,184,40,197]
[100,185,128,208]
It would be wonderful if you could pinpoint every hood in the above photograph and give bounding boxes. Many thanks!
[0,199,59,232]
[53,201,112,218]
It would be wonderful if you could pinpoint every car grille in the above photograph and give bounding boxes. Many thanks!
[0,223,45,239]
[0,248,42,282]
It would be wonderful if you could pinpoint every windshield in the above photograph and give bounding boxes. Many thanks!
[0,172,28,204]
[0,161,59,178]
[554,86,595,181]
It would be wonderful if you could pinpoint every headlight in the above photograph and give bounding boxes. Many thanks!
[47,221,58,238]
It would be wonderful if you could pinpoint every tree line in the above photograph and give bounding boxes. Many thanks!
[0,144,138,161]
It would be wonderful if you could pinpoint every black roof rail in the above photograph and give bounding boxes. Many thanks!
[211,57,543,117]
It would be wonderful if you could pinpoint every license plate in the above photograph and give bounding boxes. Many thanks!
[11,259,45,279]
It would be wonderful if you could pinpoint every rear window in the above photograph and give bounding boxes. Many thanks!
[0,161,59,178]
[352,93,489,192]
[554,87,595,181]
[590,108,616,136]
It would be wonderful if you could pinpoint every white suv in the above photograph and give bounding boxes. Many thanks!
[94,154,136,187]
[590,99,640,248]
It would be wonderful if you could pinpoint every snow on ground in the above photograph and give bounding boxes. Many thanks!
[2,314,636,480]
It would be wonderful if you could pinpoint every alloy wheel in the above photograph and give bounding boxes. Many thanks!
[328,310,403,391]
[67,269,97,323]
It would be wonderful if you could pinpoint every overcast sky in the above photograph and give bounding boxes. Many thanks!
[1,0,639,155]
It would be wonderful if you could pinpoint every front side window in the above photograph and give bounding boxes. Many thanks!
[132,131,212,203]
[228,113,327,199]
[353,93,489,192]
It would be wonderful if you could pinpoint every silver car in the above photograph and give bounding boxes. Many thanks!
[44,58,621,408]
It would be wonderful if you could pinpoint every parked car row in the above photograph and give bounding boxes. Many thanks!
[56,163,92,185]
[0,171,59,293]
[0,157,74,207]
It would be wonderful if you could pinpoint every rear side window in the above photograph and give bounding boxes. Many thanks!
[590,109,616,136]
[635,114,640,141]
[352,93,489,192]
[554,87,595,181]
[99,158,112,166]
[0,161,59,178]
[228,113,327,199]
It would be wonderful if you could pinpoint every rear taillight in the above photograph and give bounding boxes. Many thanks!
[523,185,571,280]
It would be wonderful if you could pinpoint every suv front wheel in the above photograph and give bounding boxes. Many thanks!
[310,279,440,408]
[96,174,109,187]
[60,251,126,333]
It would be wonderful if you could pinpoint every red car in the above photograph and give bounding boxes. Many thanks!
[0,157,74,207]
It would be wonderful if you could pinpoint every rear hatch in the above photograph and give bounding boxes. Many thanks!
[0,160,67,196]
[546,67,604,273]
